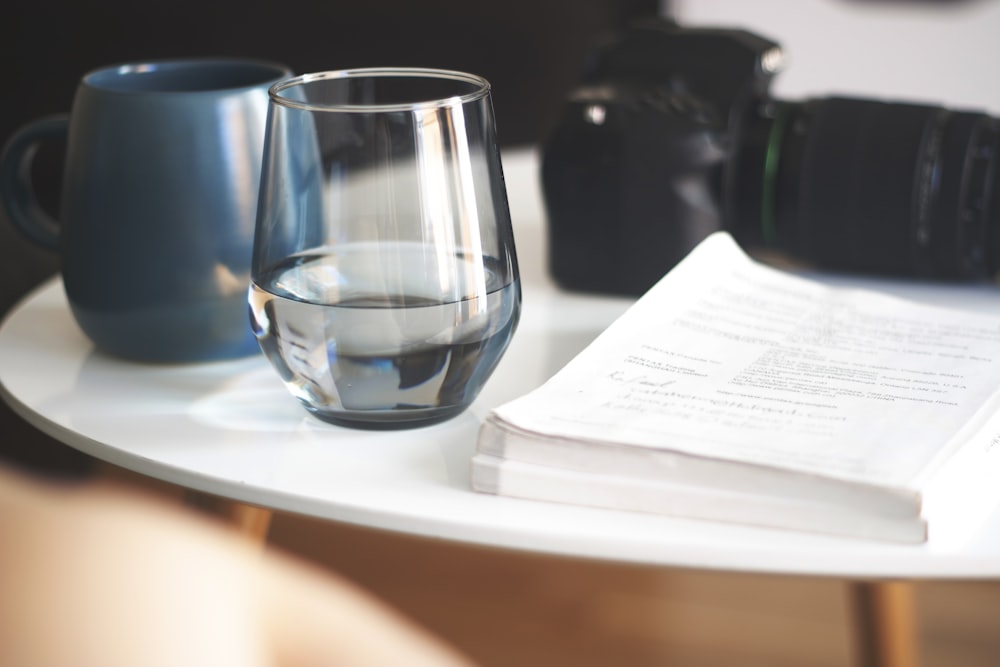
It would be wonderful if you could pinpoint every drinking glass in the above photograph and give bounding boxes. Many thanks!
[250,68,521,428]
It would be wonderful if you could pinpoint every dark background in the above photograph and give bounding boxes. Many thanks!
[0,0,660,476]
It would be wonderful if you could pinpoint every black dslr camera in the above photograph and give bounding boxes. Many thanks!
[542,18,1000,295]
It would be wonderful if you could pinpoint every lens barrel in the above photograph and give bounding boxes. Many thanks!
[729,96,1000,280]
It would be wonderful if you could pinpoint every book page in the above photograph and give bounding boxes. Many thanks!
[495,233,1000,488]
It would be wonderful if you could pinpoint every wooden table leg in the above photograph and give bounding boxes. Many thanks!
[183,491,274,545]
[848,580,919,667]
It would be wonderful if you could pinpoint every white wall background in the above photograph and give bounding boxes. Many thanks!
[669,0,1000,114]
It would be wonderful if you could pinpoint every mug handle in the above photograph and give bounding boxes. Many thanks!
[0,115,69,250]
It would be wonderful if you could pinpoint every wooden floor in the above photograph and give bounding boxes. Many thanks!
[266,511,1000,667]
[96,467,1000,667]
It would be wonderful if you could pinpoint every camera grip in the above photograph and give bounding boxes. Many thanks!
[0,115,68,250]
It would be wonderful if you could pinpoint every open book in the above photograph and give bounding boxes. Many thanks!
[472,233,1000,543]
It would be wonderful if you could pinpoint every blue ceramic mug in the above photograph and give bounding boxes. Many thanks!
[0,58,292,362]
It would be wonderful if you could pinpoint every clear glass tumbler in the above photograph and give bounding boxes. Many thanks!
[249,68,520,428]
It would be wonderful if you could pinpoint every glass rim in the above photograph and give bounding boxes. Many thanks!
[268,67,492,113]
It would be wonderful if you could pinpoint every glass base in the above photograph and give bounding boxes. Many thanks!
[304,403,469,430]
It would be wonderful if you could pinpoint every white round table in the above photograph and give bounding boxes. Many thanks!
[3,149,999,666]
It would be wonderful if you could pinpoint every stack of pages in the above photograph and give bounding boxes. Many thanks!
[472,233,1000,543]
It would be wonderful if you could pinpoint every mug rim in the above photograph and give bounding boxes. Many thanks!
[269,67,492,113]
[82,57,292,94]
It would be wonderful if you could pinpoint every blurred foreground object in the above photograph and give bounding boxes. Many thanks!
[0,465,477,667]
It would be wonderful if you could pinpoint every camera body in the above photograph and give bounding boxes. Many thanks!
[542,18,1000,295]
[542,19,778,294]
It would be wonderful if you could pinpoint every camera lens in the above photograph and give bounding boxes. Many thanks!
[728,96,1000,280]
